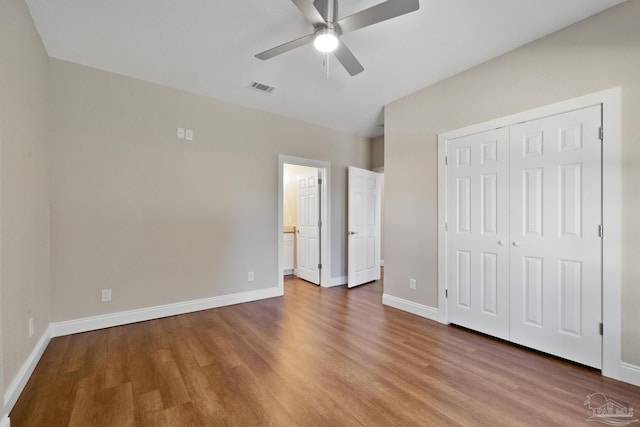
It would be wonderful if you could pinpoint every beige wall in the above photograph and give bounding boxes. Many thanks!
[371,136,384,170]
[384,0,640,365]
[370,137,385,263]
[0,0,51,412]
[283,164,317,227]
[50,59,370,322]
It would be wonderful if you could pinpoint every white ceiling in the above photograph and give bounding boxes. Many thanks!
[26,0,625,138]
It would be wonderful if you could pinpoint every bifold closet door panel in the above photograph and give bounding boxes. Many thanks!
[446,127,510,340]
[508,105,602,369]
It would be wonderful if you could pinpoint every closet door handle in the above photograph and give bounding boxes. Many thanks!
[498,240,506,246]
[512,241,520,246]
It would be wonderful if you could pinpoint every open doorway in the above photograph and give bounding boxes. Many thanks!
[277,155,331,292]
[283,164,319,283]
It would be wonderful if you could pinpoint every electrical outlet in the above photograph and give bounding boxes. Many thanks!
[185,129,193,141]
[101,288,112,302]
[409,278,417,290]
[248,272,254,282]
[177,127,185,139]
[29,318,34,338]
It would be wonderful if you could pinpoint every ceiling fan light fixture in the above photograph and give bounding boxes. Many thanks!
[314,28,339,53]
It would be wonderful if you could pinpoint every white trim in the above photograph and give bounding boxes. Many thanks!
[50,287,281,337]
[620,362,640,387]
[382,294,439,322]
[600,87,622,380]
[4,327,51,415]
[437,87,622,380]
[0,414,9,427]
[437,128,448,325]
[278,155,332,288]
[326,276,347,287]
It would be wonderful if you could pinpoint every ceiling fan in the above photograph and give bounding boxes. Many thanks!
[255,0,420,76]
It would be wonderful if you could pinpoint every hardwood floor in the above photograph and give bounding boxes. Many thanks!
[11,275,640,426]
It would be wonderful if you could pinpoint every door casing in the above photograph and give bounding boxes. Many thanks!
[278,155,331,289]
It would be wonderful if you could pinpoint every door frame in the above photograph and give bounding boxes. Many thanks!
[278,155,331,290]
[437,87,622,380]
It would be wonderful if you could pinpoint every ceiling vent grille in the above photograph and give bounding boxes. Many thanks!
[248,81,276,94]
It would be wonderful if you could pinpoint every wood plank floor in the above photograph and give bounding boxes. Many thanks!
[11,274,640,426]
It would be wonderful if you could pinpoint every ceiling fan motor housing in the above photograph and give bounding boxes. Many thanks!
[314,0,339,22]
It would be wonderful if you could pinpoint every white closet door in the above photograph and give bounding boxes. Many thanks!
[447,128,510,340]
[509,105,602,368]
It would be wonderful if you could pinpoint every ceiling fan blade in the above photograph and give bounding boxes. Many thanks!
[337,0,419,34]
[334,41,364,76]
[255,33,315,60]
[290,0,326,25]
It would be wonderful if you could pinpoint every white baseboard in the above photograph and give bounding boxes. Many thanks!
[2,287,282,417]
[620,362,640,387]
[4,327,51,416]
[382,294,439,322]
[51,287,282,337]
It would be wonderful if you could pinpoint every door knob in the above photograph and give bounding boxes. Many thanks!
[348,231,358,235]
[498,240,506,246]
[512,241,519,246]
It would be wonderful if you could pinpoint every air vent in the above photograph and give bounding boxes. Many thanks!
[248,81,276,94]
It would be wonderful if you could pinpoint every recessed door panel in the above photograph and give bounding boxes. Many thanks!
[523,256,543,326]
[523,132,543,157]
[559,260,582,336]
[457,176,471,234]
[481,140,498,164]
[524,168,543,237]
[481,174,497,235]
[481,253,498,315]
[559,124,583,152]
[559,163,582,238]
[456,250,471,308]
[457,146,471,167]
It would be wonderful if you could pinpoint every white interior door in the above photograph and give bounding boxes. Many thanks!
[446,128,511,340]
[348,166,381,288]
[509,105,602,368]
[296,170,320,284]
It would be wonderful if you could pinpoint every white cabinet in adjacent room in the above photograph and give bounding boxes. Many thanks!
[283,231,294,275]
